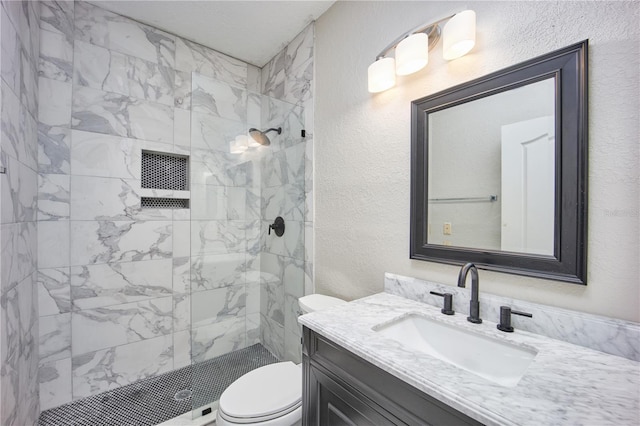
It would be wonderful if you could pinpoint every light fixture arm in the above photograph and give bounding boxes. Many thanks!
[373,14,454,60]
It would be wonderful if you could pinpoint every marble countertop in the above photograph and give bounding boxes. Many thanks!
[298,293,640,426]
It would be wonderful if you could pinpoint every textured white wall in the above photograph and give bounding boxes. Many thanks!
[314,1,640,321]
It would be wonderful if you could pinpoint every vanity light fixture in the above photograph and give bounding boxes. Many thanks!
[367,10,476,93]
[229,135,248,154]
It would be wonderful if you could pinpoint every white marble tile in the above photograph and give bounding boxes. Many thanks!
[172,256,190,294]
[284,59,313,106]
[190,153,251,188]
[261,51,285,101]
[246,313,260,346]
[263,219,304,260]
[262,185,305,223]
[260,314,284,360]
[173,107,191,147]
[70,129,141,179]
[190,184,227,221]
[37,173,69,221]
[190,253,246,291]
[304,260,314,296]
[128,57,175,106]
[39,357,72,410]
[285,24,314,77]
[283,257,305,298]
[39,1,74,39]
[39,28,73,83]
[259,252,283,285]
[70,220,172,266]
[37,220,69,269]
[191,74,247,122]
[174,70,191,110]
[71,296,172,355]
[172,292,190,333]
[73,39,130,96]
[191,220,245,256]
[38,77,72,127]
[191,316,246,363]
[70,175,140,221]
[2,80,37,169]
[74,1,175,68]
[262,142,305,188]
[0,283,21,425]
[72,334,173,399]
[175,38,247,87]
[21,50,39,113]
[72,86,174,144]
[262,279,284,326]
[173,221,190,258]
[1,222,37,292]
[191,285,246,328]
[1,155,37,224]
[39,312,71,363]
[190,112,245,153]
[226,187,246,220]
[246,281,260,315]
[1,9,22,94]
[38,124,71,174]
[247,65,261,93]
[173,330,190,369]
[70,259,172,310]
[38,267,71,316]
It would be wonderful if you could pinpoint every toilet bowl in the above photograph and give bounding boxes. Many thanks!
[216,294,346,426]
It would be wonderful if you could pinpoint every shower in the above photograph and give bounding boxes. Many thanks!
[248,127,282,146]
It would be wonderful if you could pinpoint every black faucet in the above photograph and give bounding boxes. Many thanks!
[457,263,482,324]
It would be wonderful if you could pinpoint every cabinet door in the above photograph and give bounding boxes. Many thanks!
[312,365,400,426]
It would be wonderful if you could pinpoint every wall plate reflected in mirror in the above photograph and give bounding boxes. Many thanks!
[410,40,588,284]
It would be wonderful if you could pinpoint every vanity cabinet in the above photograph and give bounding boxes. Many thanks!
[302,327,483,426]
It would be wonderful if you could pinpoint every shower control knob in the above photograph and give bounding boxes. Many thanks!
[269,216,285,237]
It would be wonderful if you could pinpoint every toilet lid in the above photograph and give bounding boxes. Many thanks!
[299,294,347,313]
[219,362,301,422]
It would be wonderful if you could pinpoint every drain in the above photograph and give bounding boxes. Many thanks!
[174,389,192,401]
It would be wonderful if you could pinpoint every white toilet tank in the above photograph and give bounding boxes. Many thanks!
[298,294,347,314]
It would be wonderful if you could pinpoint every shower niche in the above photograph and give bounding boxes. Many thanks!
[140,150,191,209]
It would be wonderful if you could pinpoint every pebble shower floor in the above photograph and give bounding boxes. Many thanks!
[38,344,278,426]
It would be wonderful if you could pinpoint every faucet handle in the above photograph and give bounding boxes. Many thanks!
[430,291,455,315]
[497,306,532,332]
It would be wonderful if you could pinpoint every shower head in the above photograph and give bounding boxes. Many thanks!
[248,127,281,146]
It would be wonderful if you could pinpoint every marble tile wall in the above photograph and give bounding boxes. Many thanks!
[1,0,41,424]
[34,0,313,411]
[259,24,315,363]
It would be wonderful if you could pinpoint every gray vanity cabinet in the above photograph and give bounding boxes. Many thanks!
[302,327,484,426]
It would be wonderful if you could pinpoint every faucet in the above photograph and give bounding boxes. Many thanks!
[457,263,482,324]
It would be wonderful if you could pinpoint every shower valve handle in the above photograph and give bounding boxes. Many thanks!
[269,216,285,237]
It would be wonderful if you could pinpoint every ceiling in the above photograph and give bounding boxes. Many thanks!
[88,1,335,68]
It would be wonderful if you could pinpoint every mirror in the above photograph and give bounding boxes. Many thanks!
[411,41,588,284]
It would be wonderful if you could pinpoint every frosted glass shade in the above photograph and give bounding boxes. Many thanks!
[368,57,396,93]
[230,135,248,153]
[443,10,476,60]
[395,33,429,76]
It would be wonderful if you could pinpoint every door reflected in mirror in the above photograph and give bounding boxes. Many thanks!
[427,78,555,255]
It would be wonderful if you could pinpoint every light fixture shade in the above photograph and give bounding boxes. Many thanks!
[230,135,248,153]
[395,33,429,76]
[368,57,396,93]
[443,10,476,60]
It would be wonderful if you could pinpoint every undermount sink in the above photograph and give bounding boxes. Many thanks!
[373,313,537,387]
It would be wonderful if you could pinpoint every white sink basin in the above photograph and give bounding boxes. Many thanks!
[373,313,537,387]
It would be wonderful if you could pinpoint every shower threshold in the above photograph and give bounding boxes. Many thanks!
[38,344,278,426]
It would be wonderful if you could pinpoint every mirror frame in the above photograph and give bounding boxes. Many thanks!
[410,40,588,285]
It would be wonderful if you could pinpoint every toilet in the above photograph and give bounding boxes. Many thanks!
[216,294,347,426]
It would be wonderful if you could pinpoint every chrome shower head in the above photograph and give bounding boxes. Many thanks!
[248,127,281,146]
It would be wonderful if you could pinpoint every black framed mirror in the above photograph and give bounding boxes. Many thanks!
[411,40,588,284]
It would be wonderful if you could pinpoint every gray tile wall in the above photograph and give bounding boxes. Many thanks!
[0,0,41,424]
[33,0,315,412]
[259,24,315,363]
